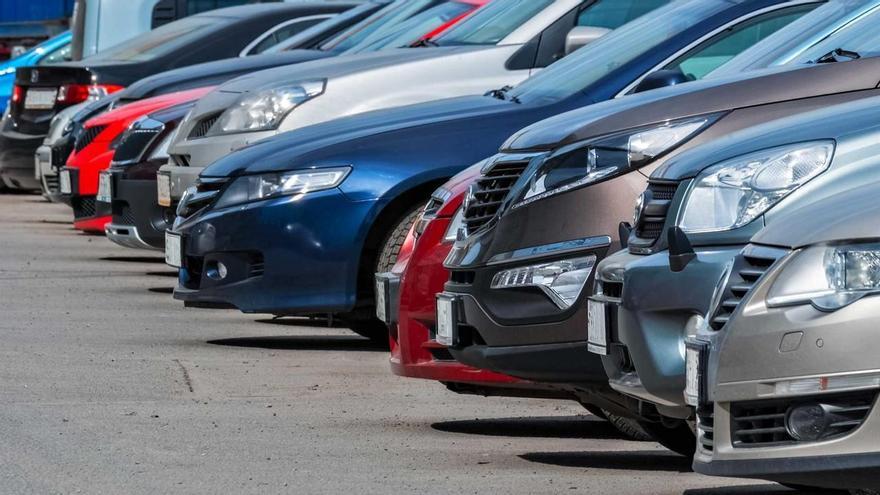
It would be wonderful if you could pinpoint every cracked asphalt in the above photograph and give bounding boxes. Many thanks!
[0,194,830,494]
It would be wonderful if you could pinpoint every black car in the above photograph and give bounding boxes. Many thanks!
[2,1,361,191]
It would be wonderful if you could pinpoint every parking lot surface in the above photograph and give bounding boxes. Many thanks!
[0,195,820,494]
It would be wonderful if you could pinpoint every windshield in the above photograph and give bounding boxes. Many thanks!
[90,15,222,62]
[508,0,729,104]
[434,0,553,46]
[344,1,476,53]
[710,0,880,78]
[318,0,439,52]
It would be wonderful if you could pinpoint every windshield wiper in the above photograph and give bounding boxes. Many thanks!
[812,48,861,64]
[486,85,520,103]
[411,38,439,48]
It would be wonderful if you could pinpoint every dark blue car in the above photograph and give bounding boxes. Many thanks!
[168,0,819,339]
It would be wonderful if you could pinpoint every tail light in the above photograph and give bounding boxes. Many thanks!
[11,85,23,104]
[56,84,125,105]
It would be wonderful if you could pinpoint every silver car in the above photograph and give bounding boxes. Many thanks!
[691,178,880,492]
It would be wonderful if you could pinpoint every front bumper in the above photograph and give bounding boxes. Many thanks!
[36,139,74,203]
[172,187,372,314]
[593,247,742,416]
[0,130,44,190]
[106,170,166,250]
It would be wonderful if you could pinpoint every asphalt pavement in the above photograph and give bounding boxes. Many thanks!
[0,194,829,494]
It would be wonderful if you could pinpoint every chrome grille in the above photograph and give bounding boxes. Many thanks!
[188,112,222,139]
[731,391,876,447]
[177,177,229,218]
[708,245,787,331]
[74,125,107,153]
[463,160,529,235]
[633,181,679,243]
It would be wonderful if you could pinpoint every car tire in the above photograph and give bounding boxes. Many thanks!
[345,206,421,342]
[638,420,696,457]
[604,411,652,441]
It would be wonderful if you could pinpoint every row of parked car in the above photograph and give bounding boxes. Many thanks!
[2,0,879,491]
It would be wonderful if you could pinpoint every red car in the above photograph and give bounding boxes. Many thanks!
[59,87,214,233]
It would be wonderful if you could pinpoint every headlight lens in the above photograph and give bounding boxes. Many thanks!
[767,242,880,311]
[211,80,325,134]
[490,255,596,309]
[213,166,350,209]
[512,114,717,209]
[679,141,834,233]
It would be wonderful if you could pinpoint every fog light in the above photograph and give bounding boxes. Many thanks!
[786,403,829,441]
[490,255,596,309]
[206,261,228,281]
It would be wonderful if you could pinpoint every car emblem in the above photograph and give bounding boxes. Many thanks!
[30,71,38,83]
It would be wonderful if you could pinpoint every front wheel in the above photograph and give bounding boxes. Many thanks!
[638,420,696,457]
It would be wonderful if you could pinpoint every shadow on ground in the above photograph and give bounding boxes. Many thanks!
[207,335,387,352]
[520,449,692,472]
[684,484,831,494]
[100,256,165,263]
[432,415,631,440]
[148,287,175,294]
[254,317,349,329]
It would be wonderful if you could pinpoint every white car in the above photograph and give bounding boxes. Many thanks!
[159,0,660,203]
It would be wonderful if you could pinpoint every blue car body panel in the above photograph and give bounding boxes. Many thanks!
[0,31,70,113]
[174,0,805,315]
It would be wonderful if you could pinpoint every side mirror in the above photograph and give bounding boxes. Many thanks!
[565,26,611,56]
[633,69,694,94]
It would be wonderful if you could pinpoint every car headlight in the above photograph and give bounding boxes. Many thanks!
[210,80,325,135]
[213,166,350,209]
[767,242,880,311]
[679,141,834,233]
[491,255,596,309]
[512,114,719,209]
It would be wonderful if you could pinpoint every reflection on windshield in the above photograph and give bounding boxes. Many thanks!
[709,0,880,78]
[508,0,728,104]
[435,0,553,46]
[344,1,474,54]
[91,16,219,62]
[319,0,437,52]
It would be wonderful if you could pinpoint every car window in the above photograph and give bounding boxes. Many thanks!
[507,0,730,103]
[434,0,554,46]
[186,0,255,14]
[37,43,72,65]
[344,1,476,53]
[246,17,330,55]
[578,0,671,29]
[90,15,223,62]
[319,0,439,52]
[663,4,818,80]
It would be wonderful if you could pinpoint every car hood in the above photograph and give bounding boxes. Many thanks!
[215,46,488,94]
[201,93,512,177]
[88,86,214,127]
[502,57,880,152]
[120,50,334,101]
[753,179,880,249]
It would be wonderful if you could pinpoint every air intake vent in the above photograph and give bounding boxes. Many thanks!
[74,125,107,153]
[731,390,876,447]
[697,405,714,453]
[632,181,679,243]
[72,196,96,219]
[708,245,787,331]
[463,159,530,235]
[188,112,222,139]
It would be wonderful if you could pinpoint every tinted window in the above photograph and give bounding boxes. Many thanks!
[508,0,730,103]
[319,0,439,52]
[579,0,670,29]
[665,5,817,80]
[91,15,222,62]
[345,1,475,53]
[435,0,554,46]
[248,17,328,55]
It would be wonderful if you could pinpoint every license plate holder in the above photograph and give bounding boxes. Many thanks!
[165,232,182,268]
[587,299,610,355]
[685,340,709,407]
[374,273,400,325]
[59,169,71,194]
[157,172,172,207]
[436,293,458,346]
[24,88,57,110]
[97,172,112,203]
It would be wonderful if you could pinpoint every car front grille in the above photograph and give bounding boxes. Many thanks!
[113,123,163,163]
[707,245,788,331]
[731,391,876,447]
[697,405,714,453]
[170,153,191,167]
[74,125,107,153]
[463,159,530,236]
[44,174,59,193]
[176,177,229,218]
[632,180,680,244]
[72,196,96,219]
[188,112,222,139]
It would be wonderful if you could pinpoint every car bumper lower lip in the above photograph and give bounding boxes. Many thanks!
[105,223,157,251]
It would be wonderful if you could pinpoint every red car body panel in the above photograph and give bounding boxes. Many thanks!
[389,163,519,386]
[65,86,214,232]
